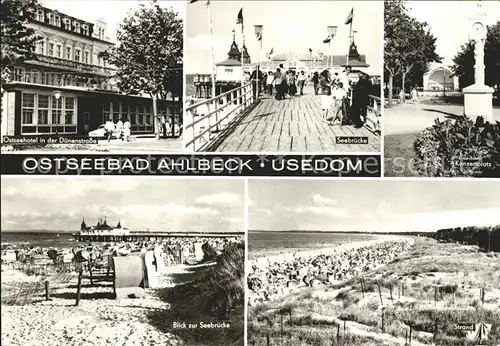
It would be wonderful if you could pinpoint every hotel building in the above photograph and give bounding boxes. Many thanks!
[1,5,180,137]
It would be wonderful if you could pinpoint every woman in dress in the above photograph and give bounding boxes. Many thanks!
[319,70,332,122]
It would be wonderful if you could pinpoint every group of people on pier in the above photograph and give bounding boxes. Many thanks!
[248,65,374,129]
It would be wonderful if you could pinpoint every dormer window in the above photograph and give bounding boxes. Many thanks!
[98,27,105,40]
[82,24,89,36]
[37,10,44,22]
[54,15,60,27]
[64,18,71,30]
[74,21,81,33]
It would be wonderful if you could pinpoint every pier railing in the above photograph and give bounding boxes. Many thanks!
[184,82,254,152]
[366,95,382,134]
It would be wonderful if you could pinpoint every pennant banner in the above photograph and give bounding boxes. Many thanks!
[236,8,243,25]
[323,36,331,44]
[254,25,263,41]
[345,8,353,25]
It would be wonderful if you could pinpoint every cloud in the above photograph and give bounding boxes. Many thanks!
[195,192,242,208]
[278,205,348,217]
[188,34,228,53]
[251,208,273,216]
[310,194,337,207]
[219,216,243,224]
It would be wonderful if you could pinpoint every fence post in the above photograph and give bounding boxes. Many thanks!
[281,313,284,340]
[390,285,393,302]
[381,309,385,333]
[266,332,270,346]
[377,283,384,305]
[75,269,83,306]
[337,323,340,345]
[433,318,438,344]
[409,325,413,345]
[44,280,50,300]
[361,278,365,298]
[434,286,437,305]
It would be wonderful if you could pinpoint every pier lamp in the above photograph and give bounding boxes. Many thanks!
[54,90,61,100]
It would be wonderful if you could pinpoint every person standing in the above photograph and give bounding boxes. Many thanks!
[104,117,115,142]
[116,118,124,140]
[287,71,297,97]
[273,67,284,100]
[351,74,371,128]
[329,82,347,126]
[411,87,418,104]
[250,66,264,101]
[297,71,307,96]
[312,71,319,95]
[123,117,131,142]
[266,71,274,96]
[319,70,332,122]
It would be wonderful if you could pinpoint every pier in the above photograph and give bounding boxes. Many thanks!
[72,231,245,242]
[184,84,381,152]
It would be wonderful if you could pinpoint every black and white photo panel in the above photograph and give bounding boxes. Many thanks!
[1,177,245,346]
[384,0,500,178]
[185,1,383,153]
[247,179,500,345]
[1,0,183,154]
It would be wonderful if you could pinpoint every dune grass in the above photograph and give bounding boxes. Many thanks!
[148,242,245,346]
[248,237,500,346]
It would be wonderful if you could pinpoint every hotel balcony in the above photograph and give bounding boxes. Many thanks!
[25,53,115,77]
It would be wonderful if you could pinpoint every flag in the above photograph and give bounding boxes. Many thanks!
[269,48,273,55]
[236,8,243,25]
[345,8,353,25]
[309,48,313,53]
[323,36,331,44]
[254,25,263,41]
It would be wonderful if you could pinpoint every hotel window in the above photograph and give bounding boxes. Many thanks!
[66,46,72,60]
[144,105,152,125]
[82,25,89,36]
[48,73,55,86]
[55,73,62,86]
[74,22,81,33]
[48,13,54,25]
[138,104,144,124]
[56,44,62,58]
[75,48,81,62]
[112,101,120,122]
[37,40,45,55]
[37,10,44,22]
[98,27,105,40]
[14,67,25,82]
[65,97,76,124]
[38,95,49,124]
[48,43,54,56]
[84,51,90,64]
[22,93,35,124]
[54,15,60,27]
[103,102,111,122]
[51,96,63,124]
[130,105,137,124]
[64,18,71,30]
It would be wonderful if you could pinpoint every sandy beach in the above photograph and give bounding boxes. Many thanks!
[1,263,195,346]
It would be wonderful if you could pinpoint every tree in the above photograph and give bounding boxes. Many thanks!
[101,0,183,139]
[384,0,440,106]
[1,0,39,108]
[453,21,500,94]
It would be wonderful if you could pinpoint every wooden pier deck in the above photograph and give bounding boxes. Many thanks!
[205,86,380,152]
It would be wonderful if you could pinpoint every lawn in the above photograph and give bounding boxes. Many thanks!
[384,132,420,177]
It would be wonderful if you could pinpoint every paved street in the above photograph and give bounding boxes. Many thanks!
[385,101,500,135]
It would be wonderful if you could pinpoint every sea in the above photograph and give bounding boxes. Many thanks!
[1,232,77,249]
[249,231,382,260]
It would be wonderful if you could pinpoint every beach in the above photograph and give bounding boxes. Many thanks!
[1,236,245,346]
[247,236,500,346]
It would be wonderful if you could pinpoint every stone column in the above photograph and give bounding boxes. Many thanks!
[463,2,494,123]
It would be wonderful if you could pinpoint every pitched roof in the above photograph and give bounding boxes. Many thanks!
[216,58,242,66]
[270,52,367,65]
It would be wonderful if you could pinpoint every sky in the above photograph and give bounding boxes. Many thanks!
[40,0,186,43]
[249,180,500,233]
[1,178,244,232]
[186,0,383,74]
[408,0,500,66]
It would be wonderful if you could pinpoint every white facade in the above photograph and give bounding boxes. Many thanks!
[423,64,459,91]
[215,64,243,82]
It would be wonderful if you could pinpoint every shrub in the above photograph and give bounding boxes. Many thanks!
[413,116,500,177]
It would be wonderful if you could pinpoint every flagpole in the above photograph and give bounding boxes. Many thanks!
[257,35,260,100]
[208,1,216,99]
[241,7,244,87]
